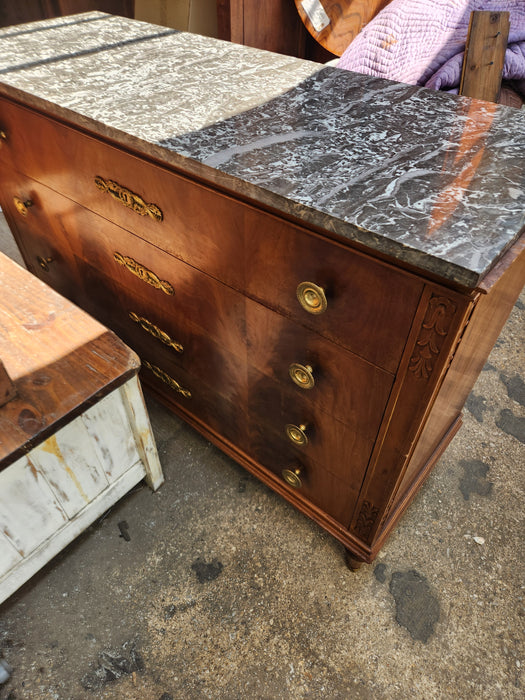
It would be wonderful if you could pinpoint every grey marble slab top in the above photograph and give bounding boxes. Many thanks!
[1,12,524,288]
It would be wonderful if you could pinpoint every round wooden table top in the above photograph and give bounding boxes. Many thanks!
[295,0,392,57]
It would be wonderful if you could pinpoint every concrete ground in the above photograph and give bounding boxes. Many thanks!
[0,213,523,700]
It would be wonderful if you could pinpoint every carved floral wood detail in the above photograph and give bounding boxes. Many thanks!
[409,295,457,379]
[354,500,379,540]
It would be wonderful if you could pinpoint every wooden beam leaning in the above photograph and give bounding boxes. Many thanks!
[459,11,510,103]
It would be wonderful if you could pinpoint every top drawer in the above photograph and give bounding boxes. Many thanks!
[0,98,423,372]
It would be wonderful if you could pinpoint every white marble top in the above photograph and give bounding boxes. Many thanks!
[1,12,524,287]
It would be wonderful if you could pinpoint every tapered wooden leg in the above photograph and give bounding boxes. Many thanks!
[121,376,164,491]
[344,549,365,571]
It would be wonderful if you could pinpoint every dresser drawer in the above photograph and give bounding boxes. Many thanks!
[246,301,394,423]
[250,435,357,526]
[242,211,423,374]
[1,99,422,373]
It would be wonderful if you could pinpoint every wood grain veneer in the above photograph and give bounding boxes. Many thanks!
[294,0,393,56]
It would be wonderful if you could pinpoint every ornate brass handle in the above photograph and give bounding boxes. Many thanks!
[95,175,163,222]
[289,363,315,390]
[114,252,174,295]
[296,282,327,315]
[13,196,33,217]
[37,256,53,272]
[282,466,303,489]
[143,361,191,398]
[285,423,309,447]
[129,312,183,353]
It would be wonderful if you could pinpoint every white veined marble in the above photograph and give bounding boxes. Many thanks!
[0,12,524,286]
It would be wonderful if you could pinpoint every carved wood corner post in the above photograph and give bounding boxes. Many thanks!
[348,285,474,557]
[0,359,16,407]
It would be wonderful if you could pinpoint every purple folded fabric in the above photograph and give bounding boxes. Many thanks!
[337,0,525,93]
[426,40,525,91]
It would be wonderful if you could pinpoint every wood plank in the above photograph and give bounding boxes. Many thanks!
[0,333,139,469]
[0,251,114,381]
[240,0,306,57]
[216,0,233,41]
[459,11,510,103]
[217,0,306,56]
[81,387,141,483]
[0,455,68,557]
[28,420,109,520]
[0,531,22,578]
[0,461,146,604]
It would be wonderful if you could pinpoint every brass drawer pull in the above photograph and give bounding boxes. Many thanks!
[95,175,163,222]
[114,252,174,295]
[285,423,309,447]
[282,466,303,489]
[144,361,191,398]
[297,282,327,315]
[0,130,7,142]
[289,362,315,390]
[13,196,33,217]
[37,256,53,272]
[129,311,183,353]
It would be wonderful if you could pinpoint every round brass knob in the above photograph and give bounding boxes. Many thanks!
[289,363,315,390]
[285,423,309,447]
[13,196,33,217]
[0,130,7,142]
[282,466,303,489]
[296,281,327,315]
[37,256,54,272]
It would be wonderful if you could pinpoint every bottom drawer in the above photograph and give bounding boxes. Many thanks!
[249,434,357,526]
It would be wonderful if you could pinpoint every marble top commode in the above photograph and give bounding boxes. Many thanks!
[1,11,524,287]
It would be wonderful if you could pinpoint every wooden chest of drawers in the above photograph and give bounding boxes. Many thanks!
[1,13,524,567]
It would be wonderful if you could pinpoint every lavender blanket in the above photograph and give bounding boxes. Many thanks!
[337,0,525,96]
